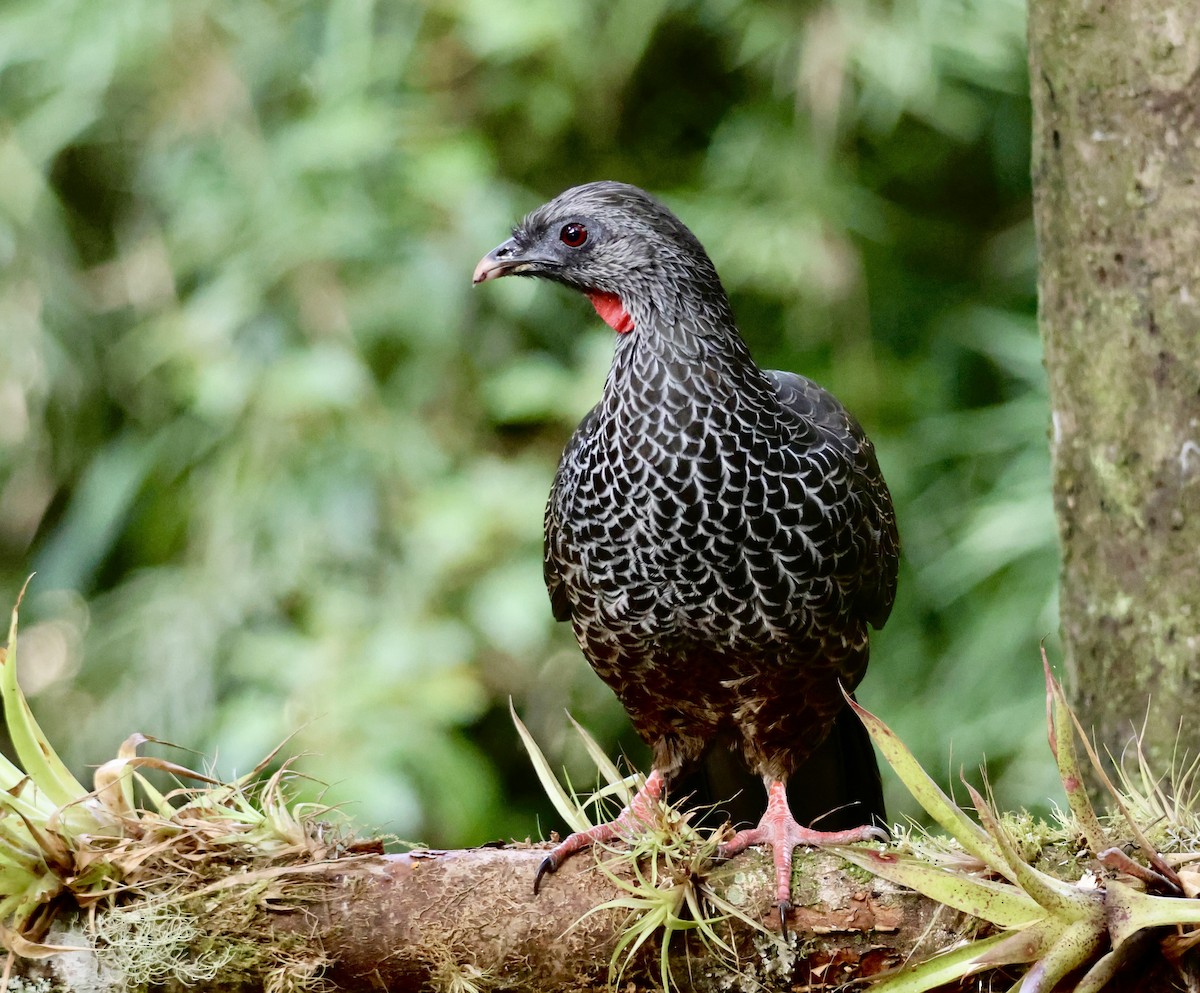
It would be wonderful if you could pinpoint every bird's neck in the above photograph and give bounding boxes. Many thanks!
[601,295,776,414]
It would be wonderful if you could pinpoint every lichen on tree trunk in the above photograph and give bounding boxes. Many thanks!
[1028,0,1200,776]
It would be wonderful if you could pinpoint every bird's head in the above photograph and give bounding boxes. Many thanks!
[473,181,730,335]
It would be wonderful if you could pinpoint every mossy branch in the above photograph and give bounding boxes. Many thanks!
[2,839,1194,993]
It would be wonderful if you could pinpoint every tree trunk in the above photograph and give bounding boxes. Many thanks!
[1028,0,1200,776]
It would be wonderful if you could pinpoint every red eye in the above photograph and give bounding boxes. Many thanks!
[560,223,588,248]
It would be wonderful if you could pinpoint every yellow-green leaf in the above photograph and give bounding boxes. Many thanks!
[837,847,1042,928]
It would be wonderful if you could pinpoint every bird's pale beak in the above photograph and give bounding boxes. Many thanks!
[472,237,529,285]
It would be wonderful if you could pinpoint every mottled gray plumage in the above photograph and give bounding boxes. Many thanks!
[475,181,898,911]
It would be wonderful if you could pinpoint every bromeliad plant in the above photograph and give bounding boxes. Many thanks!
[516,656,1200,993]
[840,653,1200,993]
[0,586,348,964]
[512,704,780,990]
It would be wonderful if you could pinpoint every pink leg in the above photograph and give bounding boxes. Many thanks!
[718,780,887,929]
[534,769,666,894]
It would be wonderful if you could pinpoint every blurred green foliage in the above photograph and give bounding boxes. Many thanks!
[0,0,1056,846]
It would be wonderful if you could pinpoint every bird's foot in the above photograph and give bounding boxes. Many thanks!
[718,780,887,932]
[534,769,666,895]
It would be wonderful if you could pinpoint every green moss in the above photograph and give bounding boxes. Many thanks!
[786,849,852,905]
[837,858,877,886]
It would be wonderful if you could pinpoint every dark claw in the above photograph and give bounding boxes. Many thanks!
[533,854,558,896]
[777,899,792,935]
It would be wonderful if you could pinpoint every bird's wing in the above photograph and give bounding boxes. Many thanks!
[767,370,900,630]
[544,403,603,623]
[544,508,572,622]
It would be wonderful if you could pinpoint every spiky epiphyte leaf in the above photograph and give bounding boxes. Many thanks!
[1102,880,1200,949]
[1,584,89,809]
[510,701,595,834]
[0,591,349,953]
[848,668,1200,993]
[567,714,634,803]
[582,806,765,992]
[964,781,1102,924]
[864,931,1020,993]
[514,708,775,991]
[836,848,1041,927]
[845,693,1011,876]
[1071,932,1157,993]
[1051,673,1186,893]
[1043,649,1109,854]
[1114,740,1200,853]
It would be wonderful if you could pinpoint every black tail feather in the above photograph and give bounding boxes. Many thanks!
[670,703,885,832]
[786,702,886,831]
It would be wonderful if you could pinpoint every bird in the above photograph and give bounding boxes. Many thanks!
[473,181,898,923]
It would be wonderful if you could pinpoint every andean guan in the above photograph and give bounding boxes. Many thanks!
[474,181,899,922]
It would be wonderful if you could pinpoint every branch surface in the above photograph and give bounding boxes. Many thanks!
[13,842,1192,992]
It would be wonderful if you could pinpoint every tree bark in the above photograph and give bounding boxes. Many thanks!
[1028,0,1200,775]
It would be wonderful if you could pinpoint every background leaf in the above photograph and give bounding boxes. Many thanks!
[0,0,1054,846]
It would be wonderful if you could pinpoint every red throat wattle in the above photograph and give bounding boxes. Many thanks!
[586,291,635,334]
